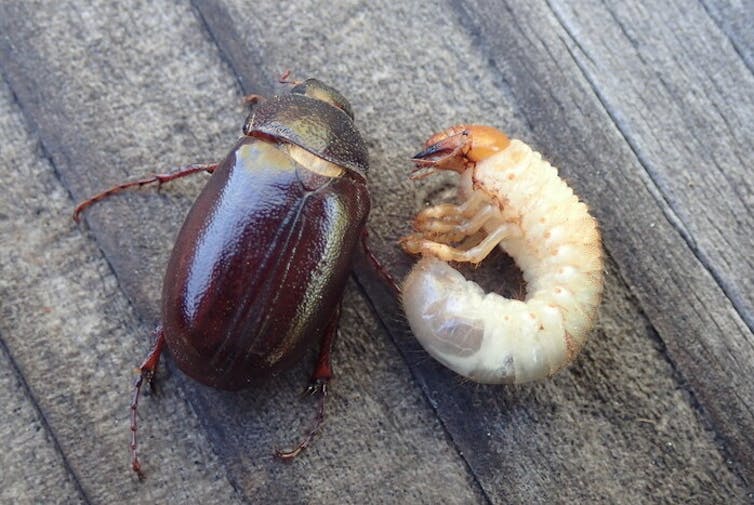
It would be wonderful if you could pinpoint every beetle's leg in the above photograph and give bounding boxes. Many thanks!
[72,163,217,222]
[361,230,401,295]
[130,326,166,480]
[241,93,264,106]
[276,304,341,460]
[402,222,517,265]
[278,69,302,85]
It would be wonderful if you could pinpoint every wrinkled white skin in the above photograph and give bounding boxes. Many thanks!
[403,139,603,384]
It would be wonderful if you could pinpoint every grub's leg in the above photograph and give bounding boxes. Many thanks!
[276,304,341,460]
[414,192,487,223]
[73,163,217,222]
[361,229,401,295]
[402,222,516,264]
[413,203,496,244]
[130,327,166,480]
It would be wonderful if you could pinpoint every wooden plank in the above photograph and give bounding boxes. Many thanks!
[0,339,87,505]
[441,0,754,488]
[0,0,751,503]
[0,73,246,505]
[192,0,752,501]
[548,0,754,343]
[700,0,754,71]
[0,1,486,503]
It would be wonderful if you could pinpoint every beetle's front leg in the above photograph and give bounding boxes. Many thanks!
[73,162,218,222]
[276,304,341,460]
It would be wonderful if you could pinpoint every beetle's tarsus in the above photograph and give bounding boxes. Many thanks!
[130,328,166,481]
[276,380,328,461]
[302,380,327,397]
[132,461,146,481]
[275,302,339,460]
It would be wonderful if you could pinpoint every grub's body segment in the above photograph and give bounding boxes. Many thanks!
[402,128,603,384]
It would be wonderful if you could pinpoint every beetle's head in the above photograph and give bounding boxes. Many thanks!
[411,125,510,179]
[290,79,354,120]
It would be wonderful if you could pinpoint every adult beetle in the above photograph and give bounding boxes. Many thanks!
[75,78,391,478]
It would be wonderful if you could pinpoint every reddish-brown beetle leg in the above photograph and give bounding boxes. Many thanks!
[361,230,401,295]
[130,327,166,480]
[72,163,218,222]
[276,305,341,460]
[278,69,302,86]
[241,93,264,106]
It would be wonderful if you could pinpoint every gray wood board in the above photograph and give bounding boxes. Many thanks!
[0,0,751,503]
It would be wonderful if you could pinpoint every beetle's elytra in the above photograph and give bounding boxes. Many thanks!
[167,82,369,391]
[75,78,373,478]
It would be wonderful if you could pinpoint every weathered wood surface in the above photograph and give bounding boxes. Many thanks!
[0,0,751,503]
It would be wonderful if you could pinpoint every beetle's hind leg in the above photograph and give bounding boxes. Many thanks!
[361,229,402,295]
[276,304,341,460]
[130,326,166,480]
[73,162,218,222]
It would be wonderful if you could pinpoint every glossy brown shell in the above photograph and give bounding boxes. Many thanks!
[161,137,370,390]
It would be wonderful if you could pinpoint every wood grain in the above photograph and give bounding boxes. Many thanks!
[0,0,751,503]
[0,1,485,503]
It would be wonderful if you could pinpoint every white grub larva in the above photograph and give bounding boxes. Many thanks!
[400,125,603,384]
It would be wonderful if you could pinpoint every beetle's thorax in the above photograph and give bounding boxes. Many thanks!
[242,85,369,177]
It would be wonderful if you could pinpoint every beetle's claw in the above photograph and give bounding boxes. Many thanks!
[275,444,305,461]
[302,379,328,397]
[276,380,328,461]
[132,461,146,481]
[147,374,159,396]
